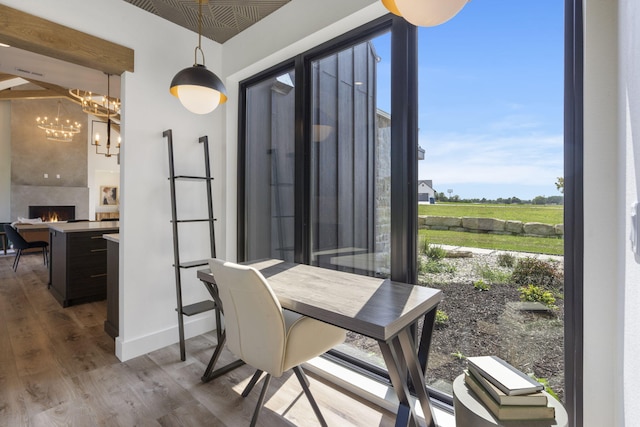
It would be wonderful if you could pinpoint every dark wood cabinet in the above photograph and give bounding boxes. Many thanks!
[49,223,118,307]
[104,236,119,338]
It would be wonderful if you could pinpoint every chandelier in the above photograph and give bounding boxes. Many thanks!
[69,74,120,117]
[90,74,121,159]
[35,101,82,142]
[69,87,120,118]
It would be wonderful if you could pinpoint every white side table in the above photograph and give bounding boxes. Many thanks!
[453,374,568,427]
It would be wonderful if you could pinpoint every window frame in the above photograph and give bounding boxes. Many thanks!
[237,5,583,419]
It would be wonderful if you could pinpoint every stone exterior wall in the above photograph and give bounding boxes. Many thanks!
[374,112,391,274]
[419,215,564,238]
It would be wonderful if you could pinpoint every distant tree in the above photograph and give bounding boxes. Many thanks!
[532,195,547,205]
[555,177,565,194]
[547,195,564,205]
[511,196,522,204]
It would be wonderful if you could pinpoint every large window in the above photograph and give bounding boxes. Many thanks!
[240,4,580,419]
[240,21,397,373]
[242,68,296,262]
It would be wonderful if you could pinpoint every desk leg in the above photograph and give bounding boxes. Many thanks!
[200,280,245,383]
[379,337,419,427]
[379,308,438,427]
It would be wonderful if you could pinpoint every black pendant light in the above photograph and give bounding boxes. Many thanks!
[170,0,227,114]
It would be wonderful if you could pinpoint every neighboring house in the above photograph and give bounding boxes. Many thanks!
[418,179,435,202]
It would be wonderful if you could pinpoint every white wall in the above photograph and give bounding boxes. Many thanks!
[0,101,10,221]
[620,1,640,425]
[0,0,224,361]
[583,0,626,425]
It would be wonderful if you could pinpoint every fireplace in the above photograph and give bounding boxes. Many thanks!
[29,205,76,222]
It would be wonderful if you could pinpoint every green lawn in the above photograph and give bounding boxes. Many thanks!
[420,229,564,256]
[418,203,565,255]
[419,202,563,225]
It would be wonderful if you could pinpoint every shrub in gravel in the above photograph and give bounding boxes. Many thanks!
[497,252,516,268]
[435,310,449,326]
[511,257,563,289]
[423,259,456,274]
[475,264,511,284]
[473,279,490,291]
[426,244,447,261]
[519,284,557,308]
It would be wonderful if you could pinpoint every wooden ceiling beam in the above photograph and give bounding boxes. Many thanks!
[0,89,67,101]
[0,5,134,75]
[0,73,21,83]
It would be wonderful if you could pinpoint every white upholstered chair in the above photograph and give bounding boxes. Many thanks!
[208,258,346,427]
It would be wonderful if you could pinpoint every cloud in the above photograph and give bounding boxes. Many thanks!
[420,131,562,188]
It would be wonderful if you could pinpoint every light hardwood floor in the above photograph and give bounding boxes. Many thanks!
[0,252,396,426]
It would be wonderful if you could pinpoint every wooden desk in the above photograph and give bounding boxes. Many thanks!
[198,259,442,427]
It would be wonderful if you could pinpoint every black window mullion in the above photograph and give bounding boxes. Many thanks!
[564,0,584,425]
[390,17,418,284]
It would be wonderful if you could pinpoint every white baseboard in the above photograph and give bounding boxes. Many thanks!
[115,314,216,361]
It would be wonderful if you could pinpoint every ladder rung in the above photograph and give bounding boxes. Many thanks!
[172,218,217,223]
[170,175,214,181]
[178,259,209,268]
[180,300,216,316]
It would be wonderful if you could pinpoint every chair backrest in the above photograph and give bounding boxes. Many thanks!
[208,258,287,376]
[3,224,28,250]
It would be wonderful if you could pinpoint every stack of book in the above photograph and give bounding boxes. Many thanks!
[464,355,555,421]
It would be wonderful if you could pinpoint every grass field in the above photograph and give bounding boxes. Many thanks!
[418,202,563,225]
[420,229,564,255]
[418,203,564,255]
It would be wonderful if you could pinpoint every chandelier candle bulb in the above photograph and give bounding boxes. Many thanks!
[35,101,81,142]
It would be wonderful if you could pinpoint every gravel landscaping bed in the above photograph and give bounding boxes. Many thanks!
[343,249,565,402]
[421,251,565,401]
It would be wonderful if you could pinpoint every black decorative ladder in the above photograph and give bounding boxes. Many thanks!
[163,129,217,361]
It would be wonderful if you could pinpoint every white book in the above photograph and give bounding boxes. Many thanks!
[467,365,548,406]
[467,356,544,396]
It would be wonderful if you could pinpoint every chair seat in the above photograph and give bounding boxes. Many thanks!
[27,240,48,249]
[282,310,345,374]
[3,224,49,271]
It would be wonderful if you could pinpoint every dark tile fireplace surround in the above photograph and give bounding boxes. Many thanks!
[29,205,76,222]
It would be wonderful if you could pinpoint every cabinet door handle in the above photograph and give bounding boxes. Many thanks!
[90,273,107,278]
[90,248,108,253]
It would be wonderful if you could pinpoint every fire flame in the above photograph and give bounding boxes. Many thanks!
[43,212,59,222]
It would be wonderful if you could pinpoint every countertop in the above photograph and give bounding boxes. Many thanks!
[14,223,51,230]
[103,233,120,243]
[49,221,119,233]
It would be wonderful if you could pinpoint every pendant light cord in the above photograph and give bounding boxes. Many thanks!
[106,74,111,149]
[194,0,206,67]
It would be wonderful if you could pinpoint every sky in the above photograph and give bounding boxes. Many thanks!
[373,0,565,201]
